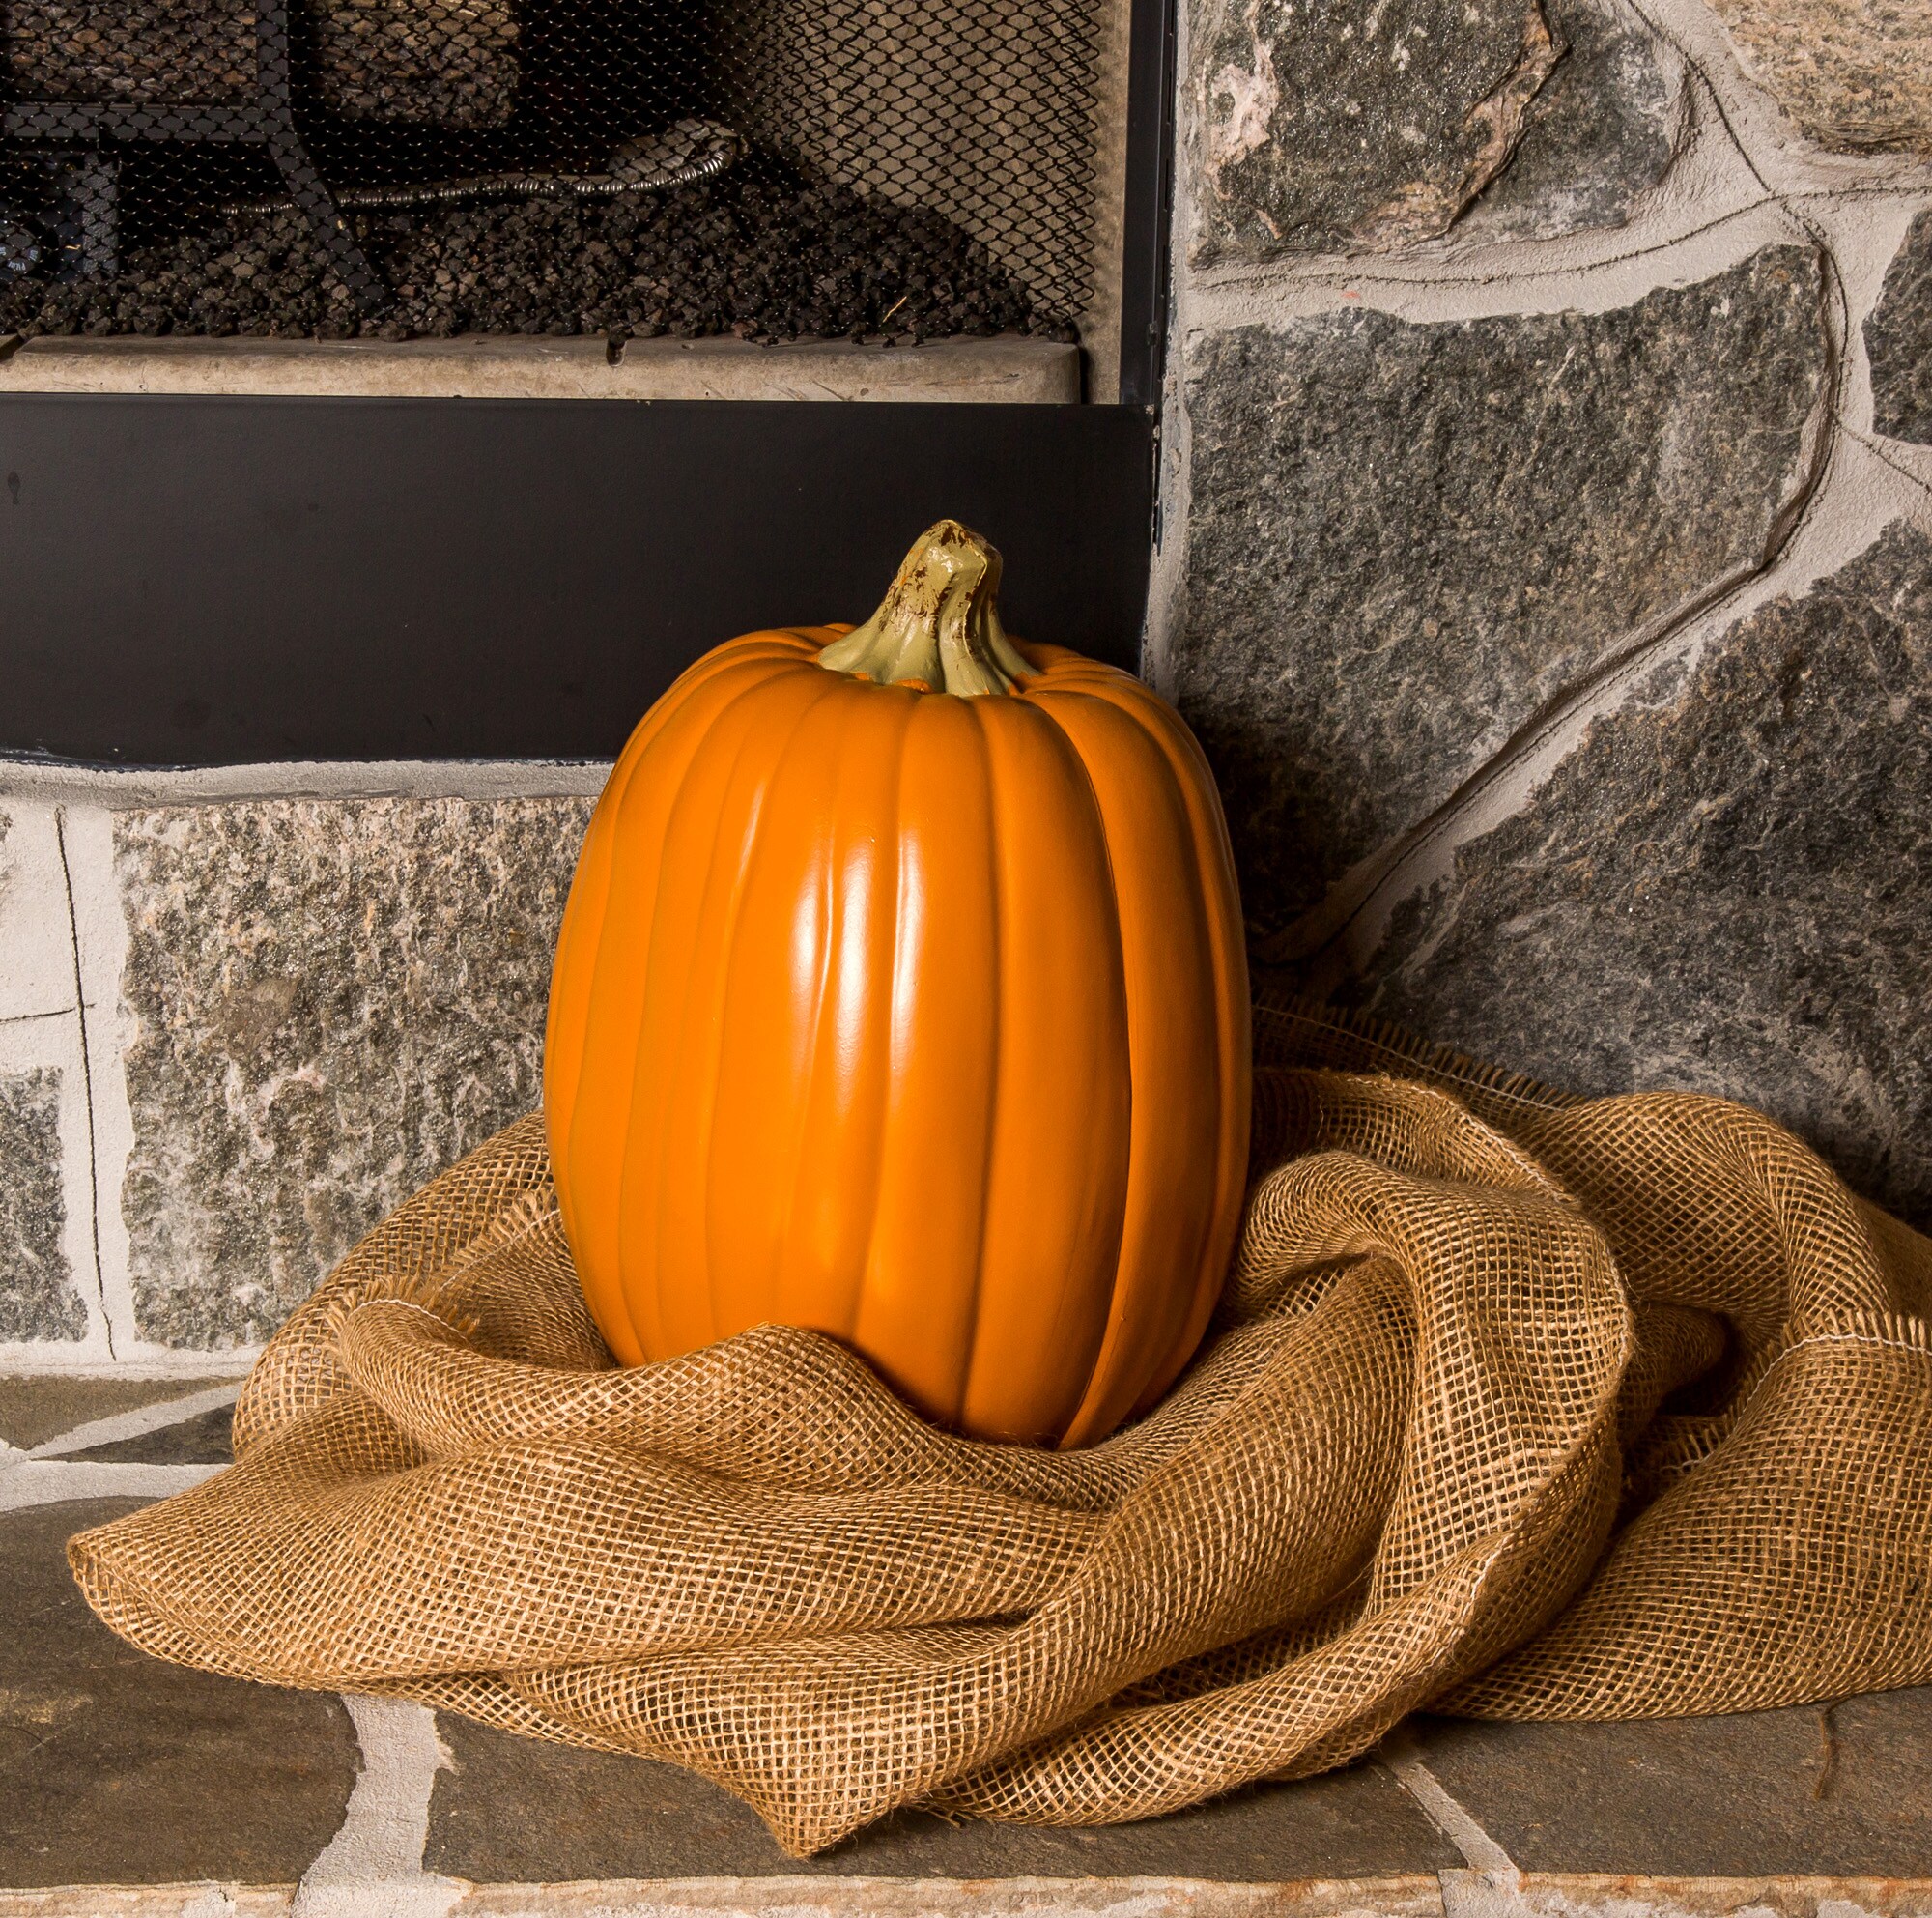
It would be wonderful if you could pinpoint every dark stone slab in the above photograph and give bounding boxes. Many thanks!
[0,1368,245,1446]
[1189,0,1676,261]
[0,1373,241,1451]
[1867,210,1932,445]
[427,1710,1460,1881]
[1458,0,1681,242]
[1349,522,1932,1231]
[1177,245,1827,936]
[116,795,594,1350]
[67,1401,235,1464]
[0,1497,356,1887]
[0,1065,83,1343]
[1190,0,1563,261]
[1415,1688,1932,1875]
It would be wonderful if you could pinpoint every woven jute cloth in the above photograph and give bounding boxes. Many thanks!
[70,1002,1932,1856]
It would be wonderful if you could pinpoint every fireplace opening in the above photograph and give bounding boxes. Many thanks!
[0,0,1119,358]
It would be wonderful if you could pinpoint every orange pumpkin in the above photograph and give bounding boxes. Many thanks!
[544,520,1249,1447]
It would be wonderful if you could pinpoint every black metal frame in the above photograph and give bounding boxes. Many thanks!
[3,0,390,312]
[1117,0,1179,410]
[0,396,1156,764]
[0,0,1179,766]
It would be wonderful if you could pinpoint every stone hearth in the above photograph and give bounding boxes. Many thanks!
[4,1377,1932,1909]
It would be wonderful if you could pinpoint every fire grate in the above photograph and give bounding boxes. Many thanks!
[0,0,1107,349]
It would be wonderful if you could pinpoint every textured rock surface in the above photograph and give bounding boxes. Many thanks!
[1707,0,1932,154]
[1867,210,1932,444]
[0,1067,81,1344]
[1416,1693,1932,1875]
[1348,523,1932,1230]
[0,1500,358,1887]
[117,795,592,1348]
[1189,0,1564,260]
[66,1402,235,1464]
[429,1713,1457,1882]
[8,0,255,103]
[1177,244,1827,935]
[0,1374,239,1450]
[1458,0,1682,241]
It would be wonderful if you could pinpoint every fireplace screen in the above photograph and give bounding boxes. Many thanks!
[0,0,1106,348]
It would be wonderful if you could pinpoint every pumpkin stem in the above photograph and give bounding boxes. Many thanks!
[817,520,1036,697]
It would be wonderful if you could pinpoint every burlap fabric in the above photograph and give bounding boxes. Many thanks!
[69,1000,1932,1857]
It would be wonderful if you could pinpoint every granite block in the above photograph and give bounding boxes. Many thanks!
[1189,0,1676,260]
[116,794,594,1350]
[1867,209,1932,445]
[0,1067,83,1343]
[1177,244,1827,935]
[1459,0,1682,242]
[427,1711,1459,1880]
[1707,0,1932,154]
[0,1498,357,1887]
[1348,522,1932,1230]
[1190,0,1562,260]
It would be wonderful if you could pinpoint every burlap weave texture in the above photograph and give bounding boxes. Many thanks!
[69,1003,1932,1856]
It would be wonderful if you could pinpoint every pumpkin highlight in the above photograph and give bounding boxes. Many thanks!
[545,520,1249,1447]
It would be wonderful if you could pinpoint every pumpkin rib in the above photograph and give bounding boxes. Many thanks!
[616,662,844,1363]
[1024,680,1234,1449]
[849,691,1006,1427]
[723,685,847,1345]
[595,665,779,1366]
[959,695,1003,1432]
[664,664,852,1358]
[848,686,925,1351]
[956,690,1132,1442]
[696,667,840,1352]
[1045,669,1251,1418]
[548,640,798,1158]
[726,675,918,1354]
[558,649,803,1362]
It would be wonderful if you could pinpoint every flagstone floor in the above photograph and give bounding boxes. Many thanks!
[3,1373,1930,1915]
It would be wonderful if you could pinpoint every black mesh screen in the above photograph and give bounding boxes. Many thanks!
[0,0,1099,341]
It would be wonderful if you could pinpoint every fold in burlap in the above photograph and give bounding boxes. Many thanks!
[69,1002,1932,1856]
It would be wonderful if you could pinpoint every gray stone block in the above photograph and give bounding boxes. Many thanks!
[1458,0,1681,243]
[1414,1688,1932,1875]
[1191,0,1556,261]
[1176,244,1827,935]
[0,1498,358,1888]
[1346,522,1932,1231]
[0,1065,82,1343]
[0,1374,231,1450]
[427,1711,1458,1881]
[1189,0,1675,261]
[116,794,594,1349]
[66,1402,235,1464]
[1867,209,1932,445]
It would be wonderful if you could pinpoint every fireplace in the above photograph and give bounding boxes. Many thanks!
[0,0,1151,389]
[0,0,1169,768]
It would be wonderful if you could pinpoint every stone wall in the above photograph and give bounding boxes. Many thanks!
[3,0,1929,1365]
[1157,0,1932,1229]
[0,764,598,1365]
